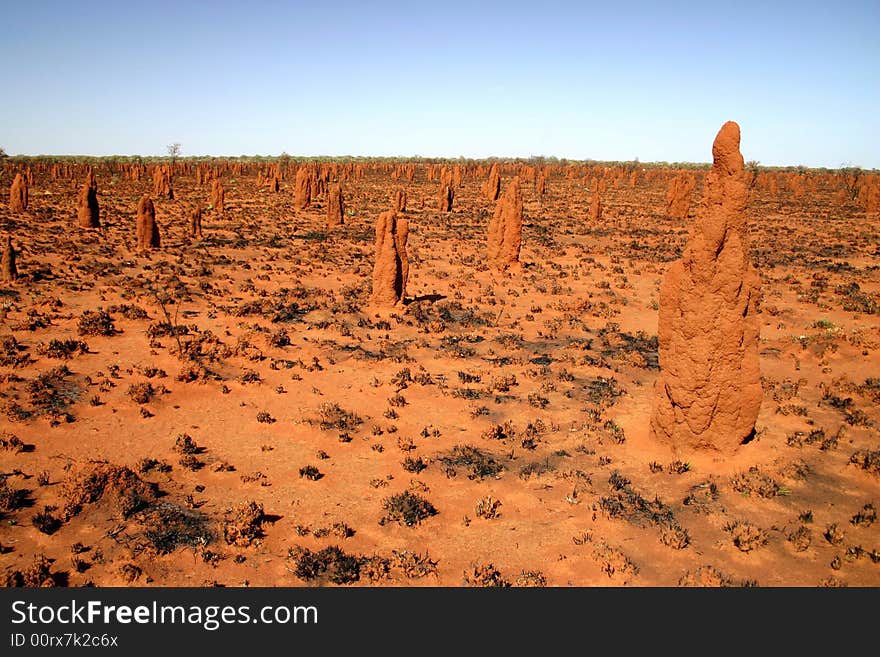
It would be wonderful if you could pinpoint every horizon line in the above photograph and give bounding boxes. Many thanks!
[2,153,875,172]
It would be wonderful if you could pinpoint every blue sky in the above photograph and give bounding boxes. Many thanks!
[2,0,878,167]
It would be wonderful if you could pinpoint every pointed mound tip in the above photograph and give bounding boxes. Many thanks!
[712,121,743,174]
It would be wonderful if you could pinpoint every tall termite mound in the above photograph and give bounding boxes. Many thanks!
[651,121,761,454]
[371,210,409,306]
[861,178,880,214]
[487,176,523,271]
[392,188,407,212]
[482,162,501,201]
[136,196,161,251]
[1,237,17,283]
[267,165,281,192]
[77,175,100,228]
[294,167,311,210]
[439,183,454,212]
[9,174,28,213]
[327,184,344,228]
[190,204,203,238]
[210,179,225,213]
[153,165,173,199]
[589,185,602,221]
[666,172,695,219]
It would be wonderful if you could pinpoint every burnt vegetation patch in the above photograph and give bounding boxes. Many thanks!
[134,502,214,555]
[599,472,690,549]
[849,450,880,477]
[0,478,31,517]
[599,471,673,526]
[0,335,31,368]
[730,467,786,498]
[438,444,504,480]
[596,323,659,369]
[24,365,80,422]
[1,555,62,588]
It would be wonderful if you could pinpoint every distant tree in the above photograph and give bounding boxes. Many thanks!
[623,157,640,172]
[166,142,182,161]
[0,146,7,158]
[839,164,862,199]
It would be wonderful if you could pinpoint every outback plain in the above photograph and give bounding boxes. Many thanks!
[1,147,878,587]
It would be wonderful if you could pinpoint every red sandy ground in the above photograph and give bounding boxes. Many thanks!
[1,163,878,587]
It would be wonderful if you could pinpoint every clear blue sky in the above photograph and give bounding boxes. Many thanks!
[2,0,878,167]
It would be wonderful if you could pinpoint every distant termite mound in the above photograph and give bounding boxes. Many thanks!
[392,188,407,212]
[294,167,312,210]
[439,183,454,212]
[268,166,281,192]
[651,121,761,455]
[210,179,225,213]
[482,162,501,201]
[327,184,344,228]
[77,175,100,228]
[862,178,880,214]
[153,165,173,199]
[371,209,409,306]
[487,176,523,271]
[666,172,696,219]
[9,174,28,213]
[453,165,463,188]
[190,204,204,238]
[136,196,161,251]
[590,186,602,221]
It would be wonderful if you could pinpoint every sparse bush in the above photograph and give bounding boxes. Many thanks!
[287,545,361,584]
[299,465,323,481]
[379,491,437,526]
[475,495,502,519]
[77,310,116,336]
[316,403,362,432]
[724,520,768,552]
[127,382,155,404]
[463,563,510,587]
[36,339,89,359]
[401,455,427,473]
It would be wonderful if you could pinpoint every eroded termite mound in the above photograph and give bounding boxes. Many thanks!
[651,121,762,454]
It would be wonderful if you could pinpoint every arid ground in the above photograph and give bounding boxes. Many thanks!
[1,160,878,587]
